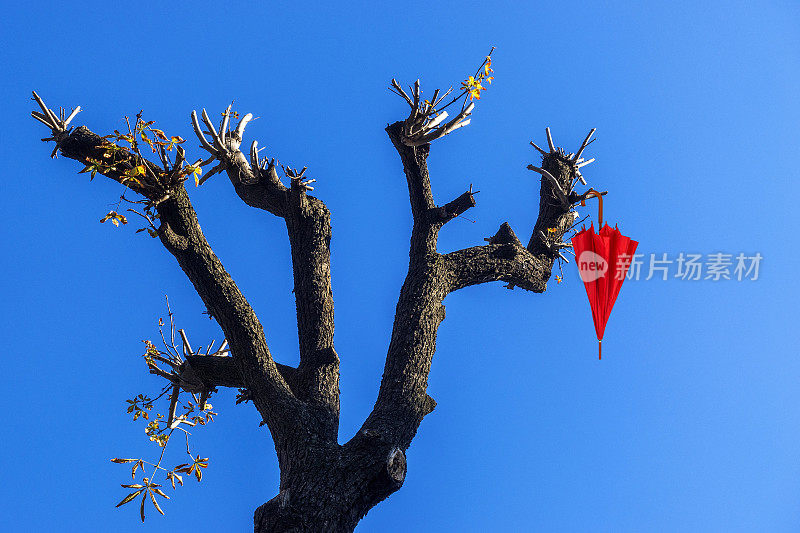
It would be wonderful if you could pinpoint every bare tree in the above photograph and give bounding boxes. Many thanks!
[30,58,601,531]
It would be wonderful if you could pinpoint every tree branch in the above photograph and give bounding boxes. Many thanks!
[385,121,439,259]
[358,123,458,448]
[359,255,449,448]
[56,126,164,200]
[190,108,287,214]
[426,129,587,296]
[155,185,319,445]
[31,111,312,451]
[442,222,551,293]
[282,171,339,438]
[360,125,596,449]
[181,354,297,394]
[427,188,477,225]
[190,106,339,439]
[525,140,582,259]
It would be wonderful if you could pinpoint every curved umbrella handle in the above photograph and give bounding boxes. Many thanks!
[580,189,606,227]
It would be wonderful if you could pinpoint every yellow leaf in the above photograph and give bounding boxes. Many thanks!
[149,490,165,515]
[168,471,184,487]
[116,489,144,508]
[132,459,143,479]
[192,166,203,187]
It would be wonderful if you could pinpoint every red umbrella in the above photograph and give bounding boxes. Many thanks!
[571,190,638,359]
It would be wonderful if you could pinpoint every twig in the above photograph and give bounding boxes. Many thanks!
[527,164,568,206]
[249,140,261,178]
[234,113,253,140]
[573,128,596,162]
[217,339,228,355]
[64,106,81,127]
[166,384,180,432]
[30,91,81,158]
[389,79,414,107]
[191,111,216,153]
[31,111,53,128]
[178,329,193,357]
[529,141,548,156]
[200,109,225,152]
[220,104,232,140]
[545,127,556,152]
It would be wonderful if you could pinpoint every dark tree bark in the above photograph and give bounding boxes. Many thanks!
[31,91,597,532]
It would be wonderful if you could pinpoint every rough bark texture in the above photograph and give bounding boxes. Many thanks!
[38,105,591,532]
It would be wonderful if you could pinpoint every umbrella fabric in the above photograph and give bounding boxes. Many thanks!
[571,223,639,359]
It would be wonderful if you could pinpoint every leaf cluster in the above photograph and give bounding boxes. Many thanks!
[111,309,221,521]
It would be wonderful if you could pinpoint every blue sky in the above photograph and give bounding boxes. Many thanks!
[1,1,798,531]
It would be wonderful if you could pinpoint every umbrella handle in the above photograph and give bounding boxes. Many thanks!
[580,189,605,227]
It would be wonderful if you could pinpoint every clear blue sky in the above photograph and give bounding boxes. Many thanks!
[1,1,798,531]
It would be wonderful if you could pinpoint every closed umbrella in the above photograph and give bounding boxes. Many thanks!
[571,190,638,359]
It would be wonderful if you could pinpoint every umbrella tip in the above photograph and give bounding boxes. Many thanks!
[598,339,602,360]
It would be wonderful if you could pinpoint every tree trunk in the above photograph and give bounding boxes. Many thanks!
[254,438,407,532]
